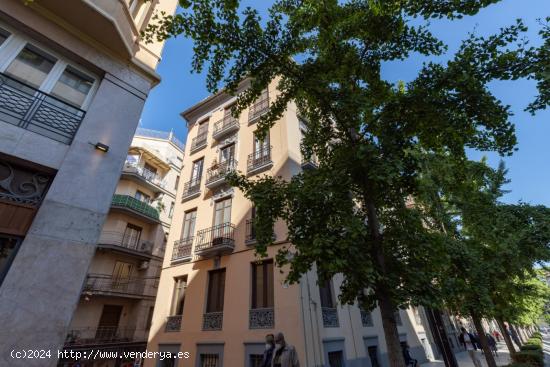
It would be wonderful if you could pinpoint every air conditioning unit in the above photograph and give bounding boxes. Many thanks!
[139,261,149,270]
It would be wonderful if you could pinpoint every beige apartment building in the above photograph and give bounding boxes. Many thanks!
[58,128,184,367]
[0,1,177,366]
[145,81,439,367]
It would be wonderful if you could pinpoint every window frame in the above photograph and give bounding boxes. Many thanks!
[251,259,274,309]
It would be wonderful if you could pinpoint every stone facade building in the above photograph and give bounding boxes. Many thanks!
[145,80,438,367]
[0,1,177,366]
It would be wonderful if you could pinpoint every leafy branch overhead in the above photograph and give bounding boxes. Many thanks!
[143,2,549,367]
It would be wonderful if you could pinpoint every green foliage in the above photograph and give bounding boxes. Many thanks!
[143,2,550,365]
[511,350,544,367]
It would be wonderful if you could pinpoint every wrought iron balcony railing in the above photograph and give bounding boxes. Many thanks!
[202,311,223,331]
[190,131,208,153]
[247,146,272,174]
[122,162,166,189]
[111,194,160,221]
[64,326,147,346]
[171,237,193,263]
[212,115,239,140]
[194,222,235,257]
[83,274,158,298]
[205,160,237,188]
[245,219,256,244]
[98,231,153,254]
[165,315,182,332]
[248,91,269,123]
[249,308,274,329]
[181,177,201,202]
[322,307,339,328]
[0,72,86,144]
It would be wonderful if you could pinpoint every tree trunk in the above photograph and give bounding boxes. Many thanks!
[511,325,523,345]
[471,311,497,367]
[378,289,406,367]
[496,317,516,355]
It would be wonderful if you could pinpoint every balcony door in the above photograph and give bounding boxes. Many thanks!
[253,131,269,160]
[191,159,204,184]
[219,144,235,165]
[181,210,197,240]
[206,269,226,313]
[122,224,142,250]
[112,261,133,291]
[96,305,123,340]
[213,198,232,227]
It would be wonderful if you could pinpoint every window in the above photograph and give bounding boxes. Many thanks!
[181,209,197,239]
[220,143,235,164]
[135,190,151,203]
[198,120,209,135]
[328,351,344,367]
[112,261,133,289]
[5,44,56,88]
[171,276,187,316]
[206,269,226,313]
[0,236,22,286]
[252,260,274,309]
[413,307,422,325]
[200,354,219,367]
[168,201,175,218]
[122,223,142,249]
[367,346,380,367]
[191,158,204,183]
[249,354,263,367]
[146,306,154,330]
[253,130,270,159]
[175,175,180,190]
[213,198,232,226]
[50,66,93,107]
[0,28,10,47]
[319,278,335,308]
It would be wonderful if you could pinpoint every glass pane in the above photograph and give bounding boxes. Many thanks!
[5,45,56,89]
[50,66,94,107]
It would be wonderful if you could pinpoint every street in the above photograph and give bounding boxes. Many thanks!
[421,342,512,367]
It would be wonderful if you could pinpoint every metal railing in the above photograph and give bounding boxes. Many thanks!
[171,237,193,262]
[0,72,86,144]
[247,146,272,173]
[249,308,274,329]
[202,312,223,330]
[181,177,201,200]
[206,160,237,186]
[64,326,147,346]
[135,127,185,151]
[111,194,160,221]
[165,315,182,332]
[98,231,153,254]
[248,91,269,123]
[190,130,208,152]
[245,219,256,243]
[122,162,166,189]
[322,307,339,328]
[195,222,235,252]
[213,115,239,138]
[84,274,158,298]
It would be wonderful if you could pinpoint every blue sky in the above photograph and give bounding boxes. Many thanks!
[140,0,550,206]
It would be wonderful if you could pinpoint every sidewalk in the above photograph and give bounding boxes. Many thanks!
[543,333,549,367]
[421,342,512,367]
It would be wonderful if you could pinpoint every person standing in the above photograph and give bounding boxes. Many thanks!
[486,333,498,356]
[402,343,418,367]
[272,332,300,367]
[459,327,482,367]
[262,334,275,367]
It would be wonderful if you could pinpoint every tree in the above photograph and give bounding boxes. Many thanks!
[144,2,549,366]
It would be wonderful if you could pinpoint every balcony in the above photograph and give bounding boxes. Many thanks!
[64,326,147,348]
[181,178,201,202]
[202,312,223,331]
[212,115,239,140]
[322,307,339,328]
[248,92,269,124]
[171,237,193,263]
[0,72,85,144]
[121,162,168,195]
[36,0,139,60]
[190,131,208,153]
[245,220,276,246]
[165,315,182,332]
[247,146,273,175]
[249,308,274,329]
[83,274,158,299]
[194,223,235,258]
[206,160,238,189]
[97,231,154,260]
[301,154,319,170]
[111,194,160,223]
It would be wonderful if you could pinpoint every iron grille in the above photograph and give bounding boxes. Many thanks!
[247,146,272,173]
[195,222,235,252]
[191,131,208,152]
[171,237,193,262]
[206,160,237,185]
[0,72,85,144]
